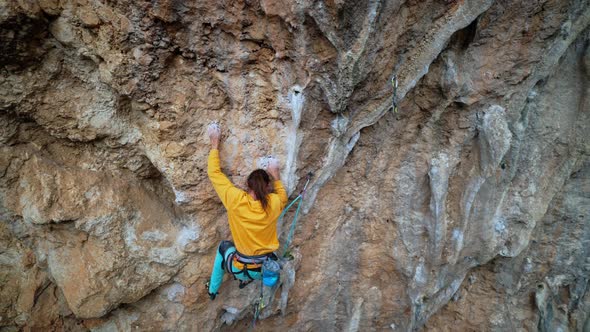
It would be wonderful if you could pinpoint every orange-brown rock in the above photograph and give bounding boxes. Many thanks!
[0,0,589,330]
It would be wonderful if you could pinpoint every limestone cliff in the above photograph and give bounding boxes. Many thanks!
[1,0,589,331]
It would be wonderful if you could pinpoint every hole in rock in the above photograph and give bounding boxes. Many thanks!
[448,16,479,50]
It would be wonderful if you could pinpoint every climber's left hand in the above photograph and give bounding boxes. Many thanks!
[207,123,221,149]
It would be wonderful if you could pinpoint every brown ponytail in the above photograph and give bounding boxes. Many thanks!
[247,169,272,211]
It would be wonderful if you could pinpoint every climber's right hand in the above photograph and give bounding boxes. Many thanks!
[267,157,280,180]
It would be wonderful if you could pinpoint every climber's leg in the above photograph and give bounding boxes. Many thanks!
[207,241,235,298]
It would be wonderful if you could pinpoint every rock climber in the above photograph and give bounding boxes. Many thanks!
[205,123,288,300]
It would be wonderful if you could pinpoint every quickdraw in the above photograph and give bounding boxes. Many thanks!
[391,75,399,113]
[251,284,265,328]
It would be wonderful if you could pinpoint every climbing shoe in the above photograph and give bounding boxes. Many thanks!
[239,280,254,289]
[205,281,217,300]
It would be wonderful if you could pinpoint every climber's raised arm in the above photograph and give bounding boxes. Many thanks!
[207,123,242,209]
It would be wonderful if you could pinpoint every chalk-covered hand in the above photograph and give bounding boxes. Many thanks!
[267,157,280,180]
[207,122,221,149]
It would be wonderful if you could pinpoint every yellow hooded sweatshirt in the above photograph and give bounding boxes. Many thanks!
[208,149,288,257]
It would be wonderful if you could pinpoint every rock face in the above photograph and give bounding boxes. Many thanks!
[0,0,589,330]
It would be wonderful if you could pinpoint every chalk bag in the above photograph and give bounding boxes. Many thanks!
[262,259,281,287]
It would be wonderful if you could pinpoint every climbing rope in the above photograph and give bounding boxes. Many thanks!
[281,172,312,256]
[391,74,399,113]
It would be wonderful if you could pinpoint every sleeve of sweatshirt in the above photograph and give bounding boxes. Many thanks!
[273,180,288,209]
[207,149,242,209]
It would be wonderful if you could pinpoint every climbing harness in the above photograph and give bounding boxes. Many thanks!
[226,250,277,287]
[391,75,399,113]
